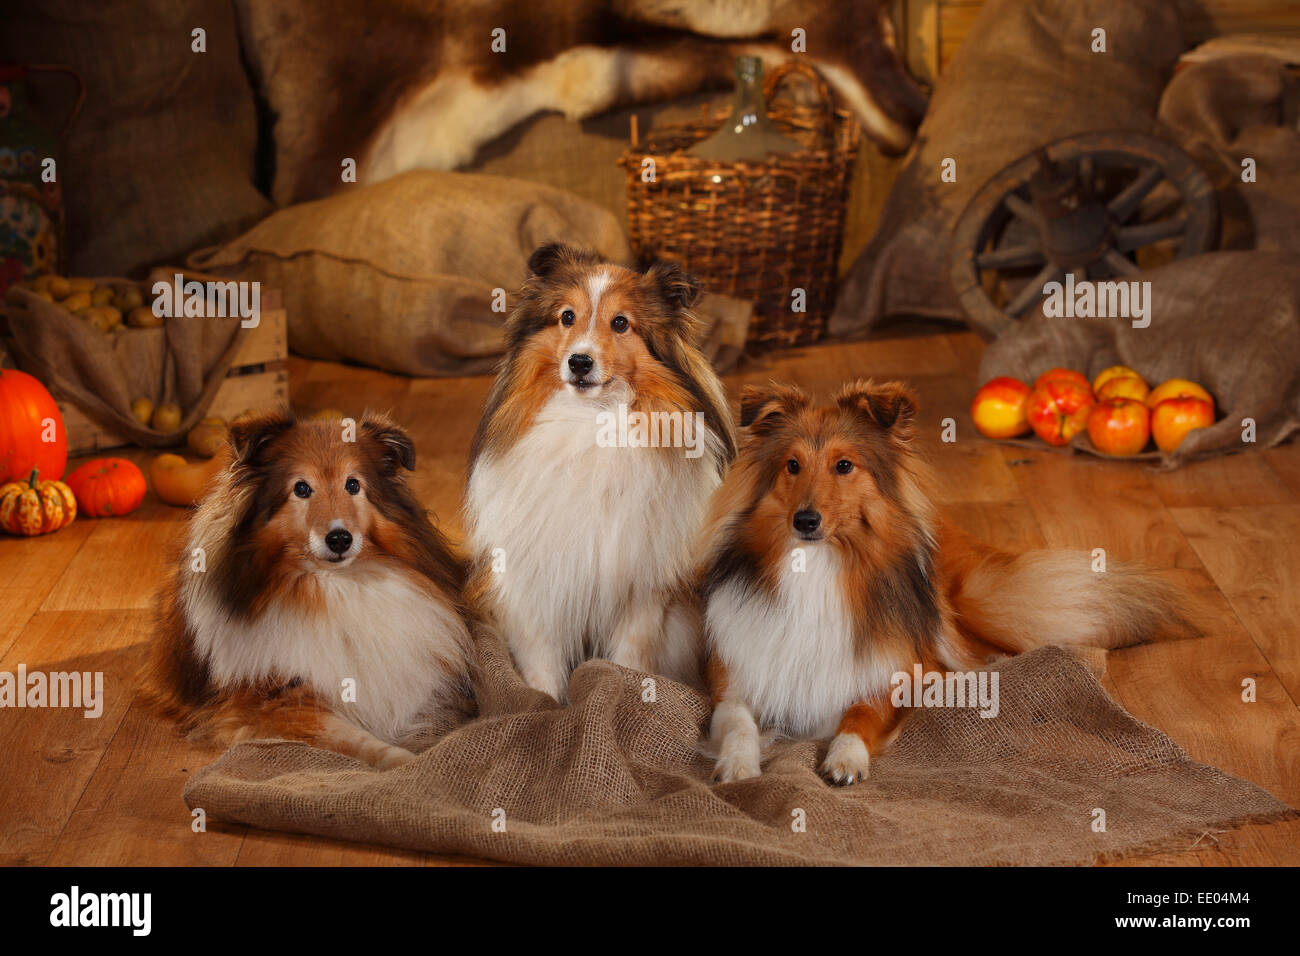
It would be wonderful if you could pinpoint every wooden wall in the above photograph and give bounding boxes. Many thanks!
[894,0,1300,84]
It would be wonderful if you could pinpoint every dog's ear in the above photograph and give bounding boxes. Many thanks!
[527,242,595,279]
[361,413,416,473]
[228,410,294,465]
[739,382,809,431]
[644,259,703,311]
[836,380,918,435]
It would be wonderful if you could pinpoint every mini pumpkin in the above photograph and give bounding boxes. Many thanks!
[0,468,77,535]
[65,458,147,518]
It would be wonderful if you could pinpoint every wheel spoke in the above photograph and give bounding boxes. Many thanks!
[1108,164,1165,222]
[1078,156,1095,199]
[1004,192,1043,229]
[1102,249,1140,276]
[1115,214,1186,251]
[1005,262,1061,317]
[976,244,1045,270]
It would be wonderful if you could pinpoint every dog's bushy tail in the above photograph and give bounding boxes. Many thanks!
[943,534,1193,653]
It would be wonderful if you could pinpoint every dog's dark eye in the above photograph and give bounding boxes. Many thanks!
[560,309,576,327]
[345,477,360,495]
[611,315,629,333]
[293,480,312,498]
[835,459,854,475]
[787,458,800,475]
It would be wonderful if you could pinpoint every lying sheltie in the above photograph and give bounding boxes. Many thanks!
[465,243,736,700]
[702,380,1189,785]
[142,411,473,768]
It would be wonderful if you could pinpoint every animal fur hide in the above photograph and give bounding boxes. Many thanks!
[234,0,928,205]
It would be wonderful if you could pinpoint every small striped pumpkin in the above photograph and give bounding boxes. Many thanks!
[0,468,77,536]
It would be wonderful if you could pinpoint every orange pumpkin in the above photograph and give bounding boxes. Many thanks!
[0,369,68,483]
[0,468,77,535]
[65,458,147,517]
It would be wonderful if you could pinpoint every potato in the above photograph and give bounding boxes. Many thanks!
[82,307,112,332]
[127,305,163,328]
[34,290,54,303]
[186,420,229,458]
[149,450,229,507]
[66,277,96,294]
[47,276,71,299]
[130,397,154,427]
[90,286,115,306]
[113,286,144,311]
[61,291,92,313]
[151,402,183,433]
[84,305,124,332]
[29,274,56,293]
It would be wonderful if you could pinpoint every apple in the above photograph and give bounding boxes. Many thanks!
[971,377,1032,439]
[1026,379,1095,446]
[1087,398,1151,456]
[1092,364,1141,393]
[1096,374,1150,404]
[1151,396,1214,453]
[1146,378,1214,412]
[1034,367,1092,392]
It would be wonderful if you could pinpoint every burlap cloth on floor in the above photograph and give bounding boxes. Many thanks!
[183,634,1293,866]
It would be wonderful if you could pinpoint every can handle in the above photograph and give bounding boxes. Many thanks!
[25,64,86,138]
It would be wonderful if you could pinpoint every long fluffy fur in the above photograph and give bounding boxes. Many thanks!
[140,411,473,768]
[703,380,1191,785]
[465,243,735,700]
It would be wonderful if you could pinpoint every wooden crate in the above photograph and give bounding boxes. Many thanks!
[58,293,288,457]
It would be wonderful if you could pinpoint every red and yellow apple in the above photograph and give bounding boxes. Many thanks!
[1096,374,1150,404]
[1087,398,1151,456]
[1034,367,1092,392]
[1026,379,1095,446]
[1092,364,1140,394]
[1151,396,1214,453]
[971,376,1032,439]
[1146,378,1214,412]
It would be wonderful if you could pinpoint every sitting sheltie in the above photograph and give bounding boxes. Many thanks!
[702,380,1188,785]
[465,243,736,700]
[142,411,473,768]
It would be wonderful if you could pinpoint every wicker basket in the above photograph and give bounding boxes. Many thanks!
[619,61,860,351]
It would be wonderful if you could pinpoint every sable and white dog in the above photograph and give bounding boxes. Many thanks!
[701,381,1189,785]
[143,412,473,767]
[465,243,735,700]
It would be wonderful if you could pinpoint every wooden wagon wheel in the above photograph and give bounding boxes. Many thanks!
[947,130,1217,339]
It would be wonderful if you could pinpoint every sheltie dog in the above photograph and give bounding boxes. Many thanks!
[702,380,1188,785]
[465,243,735,700]
[142,411,473,768]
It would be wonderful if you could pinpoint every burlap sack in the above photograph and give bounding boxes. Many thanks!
[184,634,1294,866]
[187,171,749,377]
[978,251,1300,466]
[1158,55,1300,253]
[830,0,1184,336]
[1,283,247,446]
[3,0,272,277]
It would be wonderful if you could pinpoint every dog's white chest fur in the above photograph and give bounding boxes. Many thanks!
[467,389,719,678]
[707,547,900,738]
[183,562,468,744]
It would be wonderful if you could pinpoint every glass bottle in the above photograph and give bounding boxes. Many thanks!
[688,56,803,162]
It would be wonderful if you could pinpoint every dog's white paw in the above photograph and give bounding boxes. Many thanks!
[713,748,761,783]
[821,733,870,786]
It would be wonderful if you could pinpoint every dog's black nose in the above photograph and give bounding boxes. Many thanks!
[793,510,822,535]
[568,353,594,377]
[325,529,353,554]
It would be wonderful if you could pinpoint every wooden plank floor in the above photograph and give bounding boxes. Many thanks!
[2,330,1296,866]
